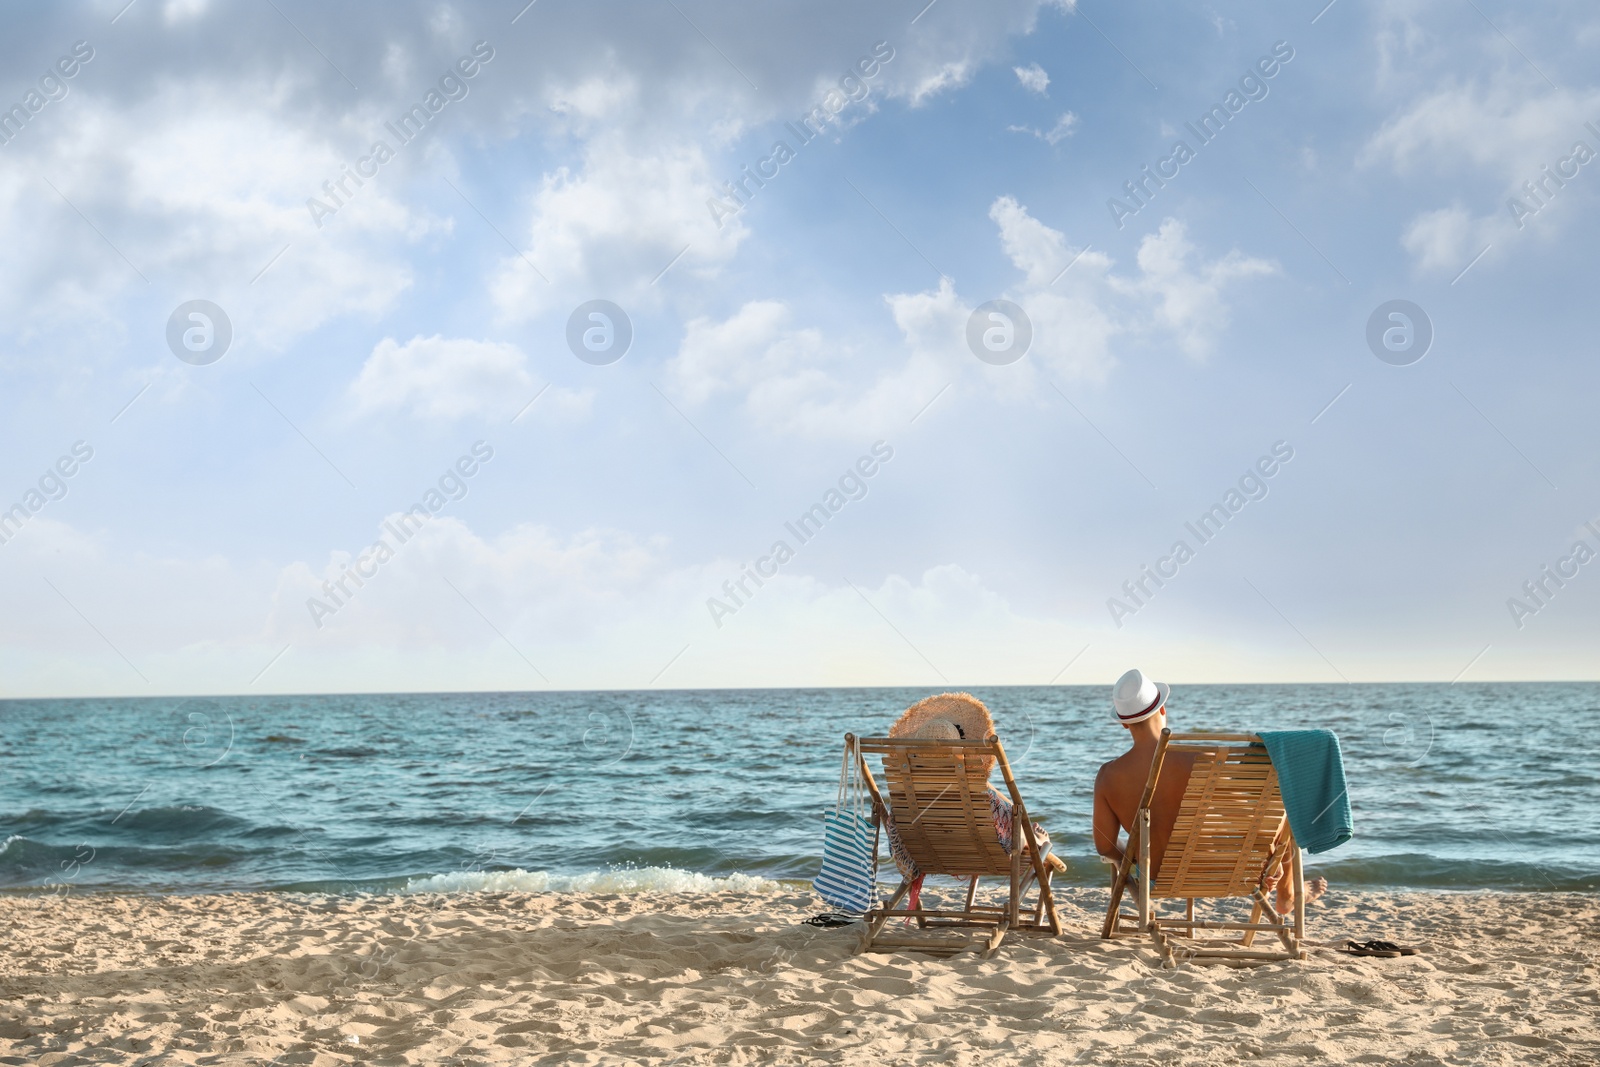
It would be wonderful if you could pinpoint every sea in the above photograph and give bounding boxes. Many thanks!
[2,684,1596,897]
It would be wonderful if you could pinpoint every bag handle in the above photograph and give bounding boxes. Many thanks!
[836,734,872,821]
[836,734,854,812]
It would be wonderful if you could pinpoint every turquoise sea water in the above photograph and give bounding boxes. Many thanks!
[1,684,1595,896]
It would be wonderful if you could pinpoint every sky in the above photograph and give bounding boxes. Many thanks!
[0,0,1597,698]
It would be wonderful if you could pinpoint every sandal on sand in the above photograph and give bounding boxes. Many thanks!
[802,913,858,928]
[1343,939,1418,958]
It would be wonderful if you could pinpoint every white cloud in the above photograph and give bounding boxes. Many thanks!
[163,0,210,23]
[1045,111,1078,143]
[489,136,747,322]
[1006,110,1078,144]
[905,60,976,106]
[671,301,826,406]
[664,198,1272,437]
[269,515,673,650]
[1361,75,1600,181]
[1400,204,1490,274]
[668,299,948,436]
[349,335,539,421]
[1364,70,1600,274]
[1113,218,1276,359]
[882,1,1075,107]
[269,517,1097,688]
[989,194,1074,287]
[0,83,441,352]
[989,198,1272,364]
[1014,63,1050,95]
[547,75,640,126]
[885,276,972,363]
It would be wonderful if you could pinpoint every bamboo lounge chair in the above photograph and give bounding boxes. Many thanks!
[1102,731,1308,964]
[851,731,1063,956]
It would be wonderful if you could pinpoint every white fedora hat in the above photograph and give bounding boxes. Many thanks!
[1111,668,1170,725]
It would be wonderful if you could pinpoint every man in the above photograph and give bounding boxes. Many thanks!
[1092,668,1326,914]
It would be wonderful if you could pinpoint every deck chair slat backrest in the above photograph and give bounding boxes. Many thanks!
[1154,738,1288,899]
[1103,730,1308,964]
[851,731,1062,954]
[858,737,1013,878]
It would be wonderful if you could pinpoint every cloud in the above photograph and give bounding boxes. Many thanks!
[668,299,947,436]
[0,0,1086,360]
[0,82,442,353]
[1014,62,1050,95]
[349,335,542,421]
[162,0,210,24]
[1363,69,1600,274]
[1400,203,1495,275]
[1045,112,1079,143]
[270,516,1093,688]
[1006,110,1078,144]
[489,135,748,322]
[988,197,1272,364]
[670,301,825,406]
[1361,74,1600,181]
[664,197,1273,437]
[270,515,674,650]
[1113,217,1277,359]
[904,60,976,106]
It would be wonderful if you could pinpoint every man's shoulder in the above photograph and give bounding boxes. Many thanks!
[1096,748,1135,772]
[1093,750,1133,785]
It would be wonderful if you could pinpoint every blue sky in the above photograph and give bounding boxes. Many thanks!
[0,0,1596,697]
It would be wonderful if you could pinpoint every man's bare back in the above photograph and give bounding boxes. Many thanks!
[1092,742,1195,879]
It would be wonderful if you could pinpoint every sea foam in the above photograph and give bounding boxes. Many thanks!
[399,866,783,896]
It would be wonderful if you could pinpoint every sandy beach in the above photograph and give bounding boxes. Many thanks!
[2,886,1596,1066]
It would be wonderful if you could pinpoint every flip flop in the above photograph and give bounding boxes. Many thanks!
[802,913,858,928]
[1342,939,1415,958]
[1362,939,1420,956]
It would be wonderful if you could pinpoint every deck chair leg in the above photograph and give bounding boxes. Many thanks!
[1137,809,1152,931]
[1155,925,1176,968]
[1247,887,1295,952]
[983,920,1010,958]
[1291,846,1306,958]
[965,877,978,912]
[1027,865,1044,927]
[1243,895,1263,947]
[1014,866,1036,928]
[1102,852,1132,939]
[859,879,912,953]
[1039,867,1061,935]
[1008,848,1023,928]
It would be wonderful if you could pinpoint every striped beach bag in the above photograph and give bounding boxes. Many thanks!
[812,736,879,914]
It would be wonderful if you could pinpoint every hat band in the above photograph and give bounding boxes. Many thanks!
[1117,690,1163,722]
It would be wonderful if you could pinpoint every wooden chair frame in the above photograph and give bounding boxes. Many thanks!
[1102,730,1307,965]
[850,731,1062,956]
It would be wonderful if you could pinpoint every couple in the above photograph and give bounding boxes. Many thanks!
[885,669,1327,916]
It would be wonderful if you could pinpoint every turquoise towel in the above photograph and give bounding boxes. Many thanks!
[1258,730,1353,855]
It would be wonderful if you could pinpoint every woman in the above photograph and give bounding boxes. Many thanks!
[882,693,1052,907]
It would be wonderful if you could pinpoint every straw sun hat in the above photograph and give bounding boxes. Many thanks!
[888,692,997,776]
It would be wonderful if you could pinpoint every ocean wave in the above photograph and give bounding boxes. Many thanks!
[399,866,784,896]
[101,804,255,838]
[1308,853,1599,892]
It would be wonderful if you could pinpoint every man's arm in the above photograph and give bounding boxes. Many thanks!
[1091,766,1124,864]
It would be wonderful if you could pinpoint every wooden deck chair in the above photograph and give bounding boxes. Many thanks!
[1102,731,1307,965]
[851,731,1063,956]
